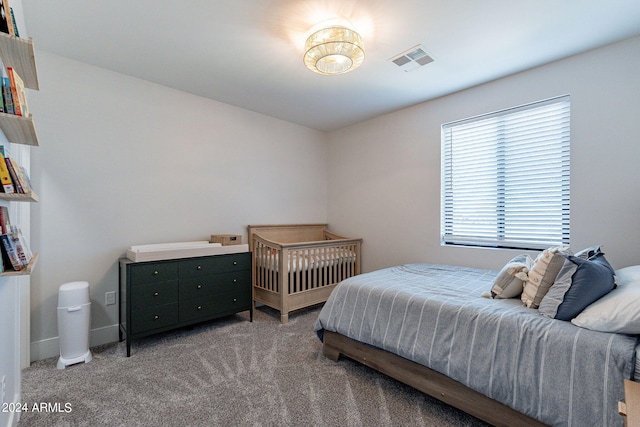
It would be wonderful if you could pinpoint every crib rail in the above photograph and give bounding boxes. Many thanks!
[283,241,360,295]
[253,235,361,295]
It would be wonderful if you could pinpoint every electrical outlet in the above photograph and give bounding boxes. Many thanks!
[105,291,116,306]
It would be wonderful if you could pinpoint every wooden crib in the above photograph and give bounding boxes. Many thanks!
[248,224,362,323]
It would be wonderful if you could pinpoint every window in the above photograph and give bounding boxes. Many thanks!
[441,95,570,250]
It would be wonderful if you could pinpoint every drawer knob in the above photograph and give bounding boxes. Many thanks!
[233,279,237,283]
[197,305,202,310]
[233,261,237,265]
[197,284,202,289]
[154,292,159,297]
[197,265,202,270]
[233,298,237,302]
[154,315,159,320]
[153,270,159,275]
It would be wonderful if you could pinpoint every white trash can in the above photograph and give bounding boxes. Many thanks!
[56,281,93,370]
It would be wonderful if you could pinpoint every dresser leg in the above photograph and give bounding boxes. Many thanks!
[126,338,131,357]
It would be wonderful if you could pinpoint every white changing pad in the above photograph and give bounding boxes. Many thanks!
[127,241,248,262]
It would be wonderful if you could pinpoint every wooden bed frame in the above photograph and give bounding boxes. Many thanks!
[248,224,362,323]
[322,330,549,427]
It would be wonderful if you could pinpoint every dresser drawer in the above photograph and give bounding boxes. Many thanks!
[179,298,220,322]
[130,280,178,310]
[179,253,250,278]
[179,272,250,300]
[131,303,178,334]
[130,262,178,286]
[179,291,250,322]
[218,290,251,311]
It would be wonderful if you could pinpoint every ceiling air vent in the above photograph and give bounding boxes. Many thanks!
[389,45,434,72]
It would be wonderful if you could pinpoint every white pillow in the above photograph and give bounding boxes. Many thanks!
[521,246,572,308]
[490,254,532,299]
[571,280,640,334]
[615,265,640,286]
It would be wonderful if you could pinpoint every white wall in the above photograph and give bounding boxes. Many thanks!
[28,52,327,360]
[327,35,640,273]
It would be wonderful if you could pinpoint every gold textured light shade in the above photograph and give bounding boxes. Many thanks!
[304,25,365,75]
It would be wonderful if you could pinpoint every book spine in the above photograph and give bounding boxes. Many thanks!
[8,67,27,117]
[6,67,21,116]
[2,77,14,114]
[0,0,13,36]
[1,233,22,271]
[0,151,14,193]
[5,156,23,193]
[9,7,18,37]
[16,165,31,193]
[0,79,4,113]
[10,225,30,266]
[0,206,9,234]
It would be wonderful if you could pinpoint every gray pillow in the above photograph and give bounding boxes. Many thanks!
[539,253,616,320]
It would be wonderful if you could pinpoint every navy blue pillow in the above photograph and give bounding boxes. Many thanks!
[552,253,615,321]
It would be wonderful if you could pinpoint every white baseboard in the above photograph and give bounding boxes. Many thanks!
[29,324,119,363]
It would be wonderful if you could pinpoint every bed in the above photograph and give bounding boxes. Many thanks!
[314,262,640,427]
[248,224,362,323]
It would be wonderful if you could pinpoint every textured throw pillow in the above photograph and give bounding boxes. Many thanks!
[571,280,640,334]
[539,252,616,320]
[490,254,533,299]
[616,265,640,287]
[521,247,572,308]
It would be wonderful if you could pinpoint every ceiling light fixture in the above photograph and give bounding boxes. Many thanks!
[303,20,365,75]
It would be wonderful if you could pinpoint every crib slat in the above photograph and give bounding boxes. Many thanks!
[312,247,318,289]
[303,249,308,292]
[341,245,347,281]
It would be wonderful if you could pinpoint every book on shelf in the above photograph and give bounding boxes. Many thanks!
[16,164,31,193]
[0,204,12,272]
[1,232,20,270]
[0,0,13,36]
[2,76,14,114]
[10,224,31,266]
[6,67,27,117]
[0,208,28,274]
[0,225,32,271]
[16,166,31,194]
[9,7,18,37]
[0,145,32,194]
[0,148,14,193]
[4,155,21,192]
[0,205,9,234]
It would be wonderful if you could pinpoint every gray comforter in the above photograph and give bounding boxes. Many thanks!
[314,263,638,427]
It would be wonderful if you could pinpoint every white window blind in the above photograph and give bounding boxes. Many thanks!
[441,95,570,250]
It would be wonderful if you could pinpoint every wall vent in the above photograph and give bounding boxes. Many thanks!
[389,45,434,72]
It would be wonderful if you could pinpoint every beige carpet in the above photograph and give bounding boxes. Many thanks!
[20,305,489,426]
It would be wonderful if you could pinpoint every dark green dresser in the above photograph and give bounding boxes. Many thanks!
[119,251,252,356]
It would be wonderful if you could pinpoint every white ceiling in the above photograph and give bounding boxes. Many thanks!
[21,0,640,132]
